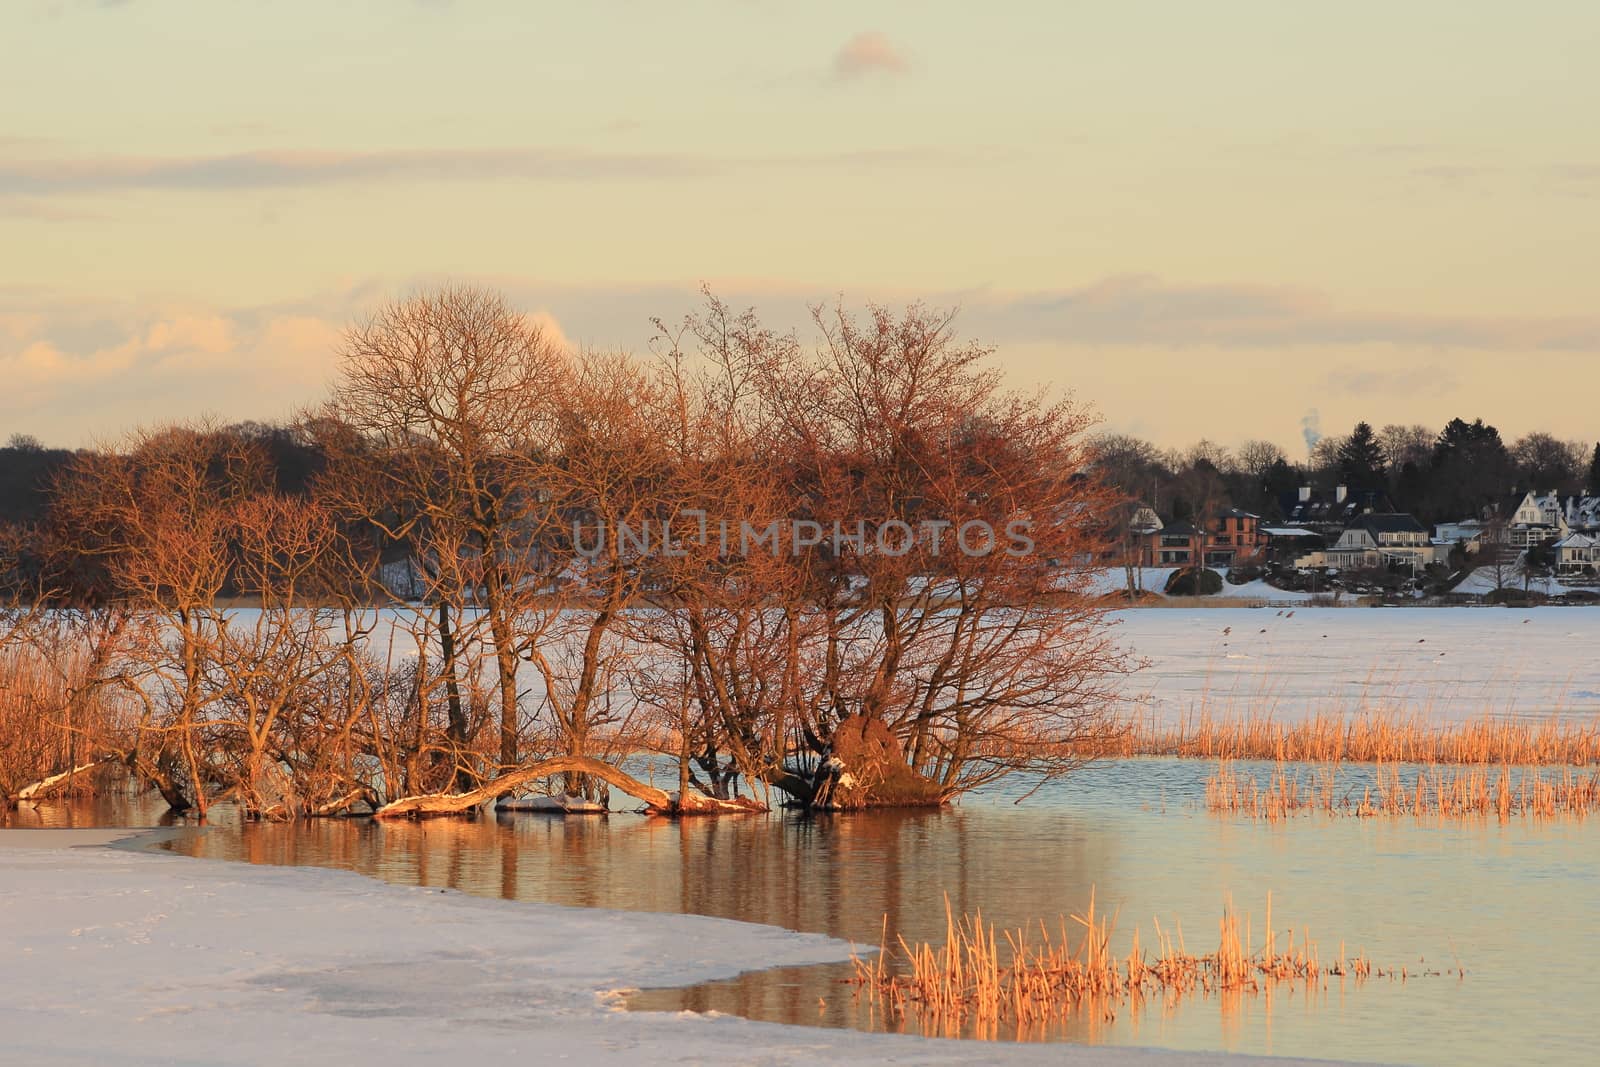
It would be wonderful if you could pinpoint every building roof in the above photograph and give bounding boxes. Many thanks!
[1277,487,1389,527]
[1354,513,1427,536]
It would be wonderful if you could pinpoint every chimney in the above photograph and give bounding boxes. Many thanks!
[1298,486,1312,503]
[1335,485,1348,505]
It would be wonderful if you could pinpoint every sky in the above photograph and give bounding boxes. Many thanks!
[3,0,1598,456]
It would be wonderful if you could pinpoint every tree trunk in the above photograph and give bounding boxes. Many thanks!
[373,756,768,818]
[436,601,471,790]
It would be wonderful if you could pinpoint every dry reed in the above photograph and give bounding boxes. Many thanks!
[1123,708,1600,767]
[0,645,131,806]
[1206,759,1600,820]
[850,891,1429,1037]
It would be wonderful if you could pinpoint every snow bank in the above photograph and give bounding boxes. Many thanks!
[0,840,1343,1065]
[1450,566,1594,597]
[1084,568,1325,602]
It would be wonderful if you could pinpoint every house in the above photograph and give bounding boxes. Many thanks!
[1127,503,1163,536]
[1118,505,1264,568]
[1554,533,1599,577]
[1483,491,1571,548]
[1296,514,1441,572]
[1202,508,1265,568]
[1434,519,1485,544]
[1110,501,1165,566]
[1564,494,1600,532]
[1433,519,1485,558]
[1153,520,1200,565]
[1139,511,1266,568]
[1259,525,1323,564]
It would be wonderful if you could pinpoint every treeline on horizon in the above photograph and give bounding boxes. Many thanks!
[1094,422,1600,527]
[0,287,1127,821]
[5,417,1595,538]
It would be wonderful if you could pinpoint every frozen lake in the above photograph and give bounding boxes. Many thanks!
[1111,606,1600,726]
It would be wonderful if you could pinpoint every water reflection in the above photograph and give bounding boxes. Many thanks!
[6,760,1595,1066]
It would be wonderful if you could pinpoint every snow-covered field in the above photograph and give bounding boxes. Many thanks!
[0,835,1344,1066]
[1113,606,1600,725]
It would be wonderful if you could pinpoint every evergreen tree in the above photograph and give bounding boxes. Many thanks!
[1425,417,1515,522]
[1336,422,1387,492]
[1589,442,1600,493]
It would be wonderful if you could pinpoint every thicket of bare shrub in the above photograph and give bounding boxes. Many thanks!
[0,287,1128,820]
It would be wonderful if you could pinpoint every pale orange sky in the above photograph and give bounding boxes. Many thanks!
[2,1,1597,456]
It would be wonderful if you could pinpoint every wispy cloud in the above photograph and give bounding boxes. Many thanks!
[966,276,1600,352]
[832,31,910,81]
[0,143,957,198]
[1322,366,1461,398]
[0,195,105,221]
[8,274,1597,447]
[0,147,713,196]
[1411,164,1497,187]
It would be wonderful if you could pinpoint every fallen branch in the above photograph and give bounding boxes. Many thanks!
[373,755,768,818]
[15,759,111,802]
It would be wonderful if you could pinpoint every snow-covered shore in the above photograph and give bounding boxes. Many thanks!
[0,833,1352,1065]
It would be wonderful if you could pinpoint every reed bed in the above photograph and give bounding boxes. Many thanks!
[0,645,132,806]
[1120,709,1600,767]
[851,892,1424,1038]
[1207,759,1600,820]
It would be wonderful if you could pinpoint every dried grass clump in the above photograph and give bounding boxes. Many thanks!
[1129,709,1600,767]
[851,891,1429,1037]
[1207,759,1600,821]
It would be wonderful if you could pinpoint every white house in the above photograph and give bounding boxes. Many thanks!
[1554,533,1599,577]
[1487,491,1570,548]
[1433,519,1484,554]
[1297,514,1442,571]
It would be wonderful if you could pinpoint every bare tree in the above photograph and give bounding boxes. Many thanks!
[1236,439,1287,482]
[754,300,1129,805]
[1511,432,1588,494]
[49,423,272,814]
[322,287,567,778]
[1378,424,1434,473]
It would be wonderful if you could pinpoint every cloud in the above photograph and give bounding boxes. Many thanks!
[0,286,584,443]
[286,273,1600,356]
[1322,366,1461,399]
[962,276,1600,352]
[0,147,715,196]
[832,31,910,80]
[0,143,960,198]
[0,195,106,221]
[0,292,352,439]
[1412,164,1496,186]
[7,273,1598,448]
